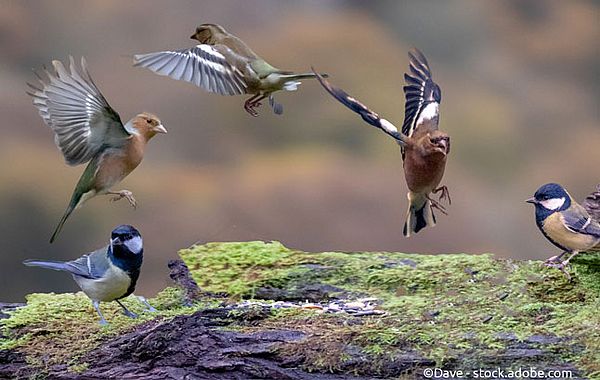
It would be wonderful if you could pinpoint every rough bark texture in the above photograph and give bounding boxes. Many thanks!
[2,244,598,379]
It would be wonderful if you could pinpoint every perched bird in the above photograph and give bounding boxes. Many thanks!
[133,23,327,117]
[313,49,450,237]
[527,183,600,278]
[27,57,167,243]
[24,225,155,325]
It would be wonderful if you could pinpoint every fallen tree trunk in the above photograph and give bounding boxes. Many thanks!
[1,242,598,379]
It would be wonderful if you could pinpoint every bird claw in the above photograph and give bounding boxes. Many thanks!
[428,197,448,215]
[122,309,138,319]
[244,100,260,117]
[110,190,137,209]
[543,259,572,280]
[138,296,157,313]
[433,186,451,205]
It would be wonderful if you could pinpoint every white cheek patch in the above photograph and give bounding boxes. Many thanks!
[540,197,565,211]
[416,102,439,125]
[124,236,143,254]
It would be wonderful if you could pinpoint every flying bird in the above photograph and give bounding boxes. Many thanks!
[527,183,600,279]
[27,57,167,243]
[313,49,450,237]
[24,225,155,325]
[133,23,327,117]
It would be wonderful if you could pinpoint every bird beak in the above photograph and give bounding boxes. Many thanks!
[525,197,537,204]
[190,34,196,40]
[154,124,167,134]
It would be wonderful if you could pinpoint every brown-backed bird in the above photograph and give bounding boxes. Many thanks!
[133,23,327,117]
[313,49,450,237]
[27,57,167,243]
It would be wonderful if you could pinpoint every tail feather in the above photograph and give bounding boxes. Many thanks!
[23,259,69,272]
[280,72,329,80]
[50,192,82,243]
[403,192,436,237]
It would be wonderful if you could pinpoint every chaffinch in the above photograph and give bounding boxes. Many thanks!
[27,57,167,243]
[313,49,450,237]
[24,225,155,325]
[527,183,600,278]
[133,23,327,117]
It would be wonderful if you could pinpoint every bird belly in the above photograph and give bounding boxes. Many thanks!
[403,153,446,194]
[73,265,132,302]
[94,147,142,193]
[542,213,600,251]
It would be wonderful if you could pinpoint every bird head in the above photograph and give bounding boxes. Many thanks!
[111,225,143,255]
[130,113,167,141]
[190,24,227,43]
[422,130,450,156]
[526,183,572,212]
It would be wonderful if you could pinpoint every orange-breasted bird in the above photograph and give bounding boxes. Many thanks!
[133,23,327,117]
[27,57,167,243]
[313,49,450,237]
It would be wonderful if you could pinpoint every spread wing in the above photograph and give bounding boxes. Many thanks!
[561,205,600,238]
[27,57,130,166]
[133,45,248,96]
[401,49,441,138]
[312,69,407,145]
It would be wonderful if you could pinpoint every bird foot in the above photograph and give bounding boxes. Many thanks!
[122,309,138,319]
[110,190,137,209]
[244,100,260,117]
[138,296,157,312]
[433,185,451,205]
[428,196,448,215]
[543,260,572,280]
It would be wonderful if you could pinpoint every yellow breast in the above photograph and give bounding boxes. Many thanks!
[542,212,600,251]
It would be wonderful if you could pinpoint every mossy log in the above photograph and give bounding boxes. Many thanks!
[1,241,599,379]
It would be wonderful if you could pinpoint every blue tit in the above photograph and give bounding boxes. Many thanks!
[526,183,600,278]
[24,225,155,325]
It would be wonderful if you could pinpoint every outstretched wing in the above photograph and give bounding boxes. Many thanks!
[27,57,130,166]
[401,49,441,138]
[312,69,407,145]
[133,45,248,96]
[561,205,600,238]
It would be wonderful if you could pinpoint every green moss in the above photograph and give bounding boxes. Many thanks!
[180,241,600,376]
[0,286,205,373]
[2,242,598,377]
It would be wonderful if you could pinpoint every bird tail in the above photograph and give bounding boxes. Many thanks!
[280,72,329,80]
[23,259,69,272]
[403,192,436,237]
[50,192,82,243]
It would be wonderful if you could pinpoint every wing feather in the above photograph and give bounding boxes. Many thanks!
[27,57,129,166]
[401,49,442,138]
[133,44,248,96]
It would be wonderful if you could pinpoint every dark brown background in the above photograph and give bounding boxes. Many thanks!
[0,0,598,301]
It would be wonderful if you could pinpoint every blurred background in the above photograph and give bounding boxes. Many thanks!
[0,0,598,301]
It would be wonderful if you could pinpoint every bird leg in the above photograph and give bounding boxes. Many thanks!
[427,195,448,215]
[116,300,138,319]
[137,295,157,312]
[543,251,568,266]
[108,190,137,209]
[433,185,451,205]
[544,251,578,280]
[93,300,108,326]
[244,94,267,117]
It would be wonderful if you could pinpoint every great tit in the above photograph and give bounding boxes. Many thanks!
[24,225,154,324]
[526,183,600,278]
